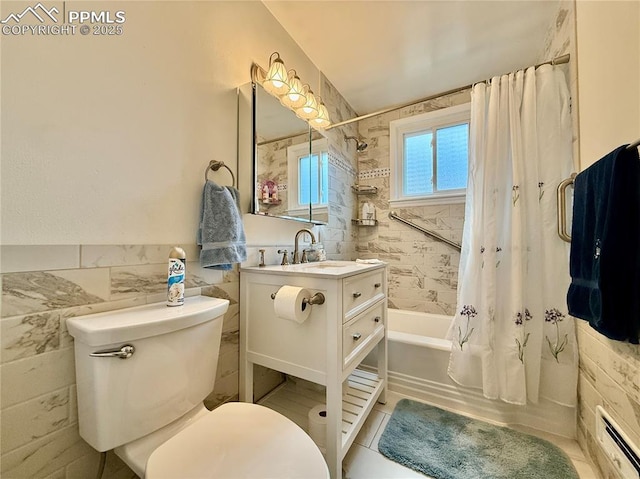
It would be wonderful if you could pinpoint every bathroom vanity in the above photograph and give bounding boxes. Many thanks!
[240,261,387,479]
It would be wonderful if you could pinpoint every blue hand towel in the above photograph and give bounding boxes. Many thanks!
[567,145,640,343]
[197,180,247,270]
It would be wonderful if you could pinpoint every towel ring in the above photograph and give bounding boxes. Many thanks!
[205,160,236,187]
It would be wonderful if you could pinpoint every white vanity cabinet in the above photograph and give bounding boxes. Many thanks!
[240,261,387,479]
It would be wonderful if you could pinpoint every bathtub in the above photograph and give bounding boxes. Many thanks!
[383,309,454,385]
[364,308,576,438]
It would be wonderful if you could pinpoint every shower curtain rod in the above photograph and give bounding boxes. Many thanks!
[325,53,570,130]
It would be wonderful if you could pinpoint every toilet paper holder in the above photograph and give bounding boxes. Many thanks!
[270,289,325,305]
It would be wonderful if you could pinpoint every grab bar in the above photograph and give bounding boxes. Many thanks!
[557,173,576,243]
[388,211,461,251]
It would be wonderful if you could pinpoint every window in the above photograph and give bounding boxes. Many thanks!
[287,138,328,215]
[390,103,470,206]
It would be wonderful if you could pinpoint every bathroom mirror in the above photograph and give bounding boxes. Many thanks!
[249,81,328,225]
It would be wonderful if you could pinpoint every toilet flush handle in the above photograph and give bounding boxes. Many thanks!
[89,344,135,359]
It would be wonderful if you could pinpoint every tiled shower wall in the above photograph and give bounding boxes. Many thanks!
[318,73,359,261]
[355,92,470,315]
[0,244,239,478]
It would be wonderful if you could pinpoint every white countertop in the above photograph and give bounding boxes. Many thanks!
[241,260,386,279]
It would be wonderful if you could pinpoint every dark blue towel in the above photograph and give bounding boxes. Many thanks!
[567,145,640,343]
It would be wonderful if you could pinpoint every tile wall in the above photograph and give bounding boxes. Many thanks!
[0,244,239,478]
[576,321,640,479]
[317,73,359,261]
[354,92,470,315]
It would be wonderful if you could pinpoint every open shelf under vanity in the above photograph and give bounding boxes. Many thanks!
[258,369,385,455]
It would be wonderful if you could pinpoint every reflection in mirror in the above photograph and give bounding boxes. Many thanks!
[252,81,328,225]
[286,137,329,223]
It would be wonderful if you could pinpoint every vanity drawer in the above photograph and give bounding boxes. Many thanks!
[343,303,384,368]
[343,269,385,321]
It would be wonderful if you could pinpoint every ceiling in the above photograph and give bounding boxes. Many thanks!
[263,1,561,116]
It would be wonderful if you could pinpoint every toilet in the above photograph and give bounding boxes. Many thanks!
[66,296,329,479]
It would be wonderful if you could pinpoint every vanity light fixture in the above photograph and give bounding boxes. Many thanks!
[280,71,307,109]
[262,52,290,96]
[252,52,331,129]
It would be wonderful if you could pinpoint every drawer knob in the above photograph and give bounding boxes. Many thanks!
[374,283,381,288]
[374,316,381,323]
[352,333,362,341]
[353,292,362,298]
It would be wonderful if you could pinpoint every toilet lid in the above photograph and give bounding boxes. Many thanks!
[145,402,329,479]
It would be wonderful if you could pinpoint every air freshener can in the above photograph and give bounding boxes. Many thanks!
[167,247,186,307]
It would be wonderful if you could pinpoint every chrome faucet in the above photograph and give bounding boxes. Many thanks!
[293,229,316,264]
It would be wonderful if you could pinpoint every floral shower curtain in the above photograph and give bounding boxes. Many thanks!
[447,65,578,406]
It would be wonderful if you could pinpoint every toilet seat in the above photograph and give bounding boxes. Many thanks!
[145,402,330,479]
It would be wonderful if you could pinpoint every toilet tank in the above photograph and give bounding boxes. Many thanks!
[67,296,229,452]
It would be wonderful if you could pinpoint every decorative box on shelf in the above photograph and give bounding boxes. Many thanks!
[259,180,279,205]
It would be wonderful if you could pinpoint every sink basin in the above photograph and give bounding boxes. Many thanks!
[242,260,384,278]
[297,261,352,269]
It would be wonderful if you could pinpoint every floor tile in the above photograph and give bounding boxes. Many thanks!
[343,444,428,479]
[373,390,404,415]
[354,410,385,448]
[370,413,390,451]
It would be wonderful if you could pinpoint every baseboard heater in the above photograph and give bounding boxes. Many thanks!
[596,406,640,479]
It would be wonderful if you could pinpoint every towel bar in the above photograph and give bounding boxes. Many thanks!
[557,139,638,243]
[205,160,236,187]
[557,173,577,243]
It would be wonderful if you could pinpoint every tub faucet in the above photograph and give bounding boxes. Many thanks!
[293,229,316,264]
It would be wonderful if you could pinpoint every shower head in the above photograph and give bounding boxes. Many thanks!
[344,135,368,152]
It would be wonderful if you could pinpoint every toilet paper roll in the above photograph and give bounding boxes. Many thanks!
[308,404,327,450]
[273,286,312,324]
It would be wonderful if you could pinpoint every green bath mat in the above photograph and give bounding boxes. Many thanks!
[378,399,579,479]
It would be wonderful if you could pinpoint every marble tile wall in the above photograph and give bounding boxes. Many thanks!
[539,0,580,172]
[576,321,640,479]
[0,244,239,478]
[317,73,359,261]
[355,93,470,315]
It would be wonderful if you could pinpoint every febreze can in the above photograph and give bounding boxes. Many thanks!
[167,247,186,307]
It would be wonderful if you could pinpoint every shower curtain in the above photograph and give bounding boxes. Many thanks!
[447,64,577,406]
